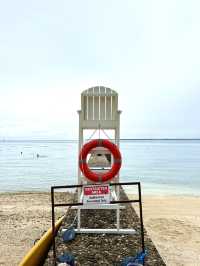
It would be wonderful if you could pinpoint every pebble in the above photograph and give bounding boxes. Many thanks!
[44,190,166,266]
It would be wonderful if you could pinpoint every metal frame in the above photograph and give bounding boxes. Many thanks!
[51,181,145,264]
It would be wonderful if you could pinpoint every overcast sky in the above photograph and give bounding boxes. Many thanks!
[0,0,200,139]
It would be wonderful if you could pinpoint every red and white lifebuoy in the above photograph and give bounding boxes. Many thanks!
[79,139,122,183]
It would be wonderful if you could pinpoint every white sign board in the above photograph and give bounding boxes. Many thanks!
[83,184,110,204]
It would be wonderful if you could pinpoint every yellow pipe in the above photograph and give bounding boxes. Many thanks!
[19,216,64,266]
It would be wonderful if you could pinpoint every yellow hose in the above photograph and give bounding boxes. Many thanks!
[19,216,64,266]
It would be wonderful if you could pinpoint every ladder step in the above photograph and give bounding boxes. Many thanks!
[71,204,125,210]
[62,228,136,234]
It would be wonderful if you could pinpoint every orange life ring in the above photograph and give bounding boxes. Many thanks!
[79,139,122,183]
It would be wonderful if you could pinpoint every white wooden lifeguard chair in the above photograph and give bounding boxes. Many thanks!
[78,86,121,184]
[75,86,135,235]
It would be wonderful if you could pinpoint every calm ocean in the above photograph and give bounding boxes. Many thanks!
[0,140,200,195]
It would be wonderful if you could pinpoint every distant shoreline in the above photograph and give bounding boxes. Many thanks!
[1,190,200,197]
[1,138,200,142]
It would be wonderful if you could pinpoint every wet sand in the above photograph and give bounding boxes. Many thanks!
[0,192,200,265]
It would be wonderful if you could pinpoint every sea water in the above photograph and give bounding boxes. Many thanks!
[0,140,200,195]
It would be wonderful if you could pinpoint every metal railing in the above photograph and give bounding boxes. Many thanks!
[51,181,145,265]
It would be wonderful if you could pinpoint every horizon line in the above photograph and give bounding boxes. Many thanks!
[1,138,200,142]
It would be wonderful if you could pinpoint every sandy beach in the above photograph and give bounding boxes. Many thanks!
[0,192,64,266]
[132,195,200,266]
[0,193,200,266]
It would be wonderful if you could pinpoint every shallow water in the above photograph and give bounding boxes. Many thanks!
[0,140,200,195]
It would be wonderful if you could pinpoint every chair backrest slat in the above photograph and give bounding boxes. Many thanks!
[87,95,93,120]
[81,86,118,121]
[93,87,99,120]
